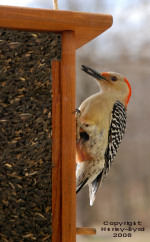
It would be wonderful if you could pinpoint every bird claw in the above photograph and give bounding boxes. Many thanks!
[74,109,81,140]
[74,109,81,117]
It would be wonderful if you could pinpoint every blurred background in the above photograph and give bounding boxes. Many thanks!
[1,0,150,241]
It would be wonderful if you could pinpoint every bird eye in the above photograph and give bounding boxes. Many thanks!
[111,76,117,82]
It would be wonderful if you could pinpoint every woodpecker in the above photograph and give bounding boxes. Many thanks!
[76,65,131,206]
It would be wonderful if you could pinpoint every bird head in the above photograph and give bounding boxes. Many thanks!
[81,65,131,107]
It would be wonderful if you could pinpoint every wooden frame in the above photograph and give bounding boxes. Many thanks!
[0,6,112,49]
[52,31,76,242]
[0,5,113,242]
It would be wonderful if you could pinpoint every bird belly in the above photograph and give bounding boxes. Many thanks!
[76,159,104,188]
[76,140,93,162]
[76,128,108,163]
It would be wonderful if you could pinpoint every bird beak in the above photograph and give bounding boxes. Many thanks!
[81,65,107,81]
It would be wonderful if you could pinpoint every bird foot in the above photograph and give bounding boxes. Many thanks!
[74,109,81,141]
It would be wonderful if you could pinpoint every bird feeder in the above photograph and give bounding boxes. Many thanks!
[0,6,112,242]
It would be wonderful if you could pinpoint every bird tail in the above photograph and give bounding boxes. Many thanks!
[76,178,88,194]
[88,171,104,206]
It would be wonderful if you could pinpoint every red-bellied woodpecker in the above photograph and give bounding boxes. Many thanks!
[76,65,131,206]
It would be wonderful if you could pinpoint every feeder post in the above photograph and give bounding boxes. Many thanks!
[61,30,76,242]
[52,31,76,242]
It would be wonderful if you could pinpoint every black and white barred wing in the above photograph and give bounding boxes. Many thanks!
[89,101,127,205]
[104,100,127,174]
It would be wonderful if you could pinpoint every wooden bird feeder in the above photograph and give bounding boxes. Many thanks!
[0,5,112,242]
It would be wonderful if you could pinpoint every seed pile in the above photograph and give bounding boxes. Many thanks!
[0,29,61,241]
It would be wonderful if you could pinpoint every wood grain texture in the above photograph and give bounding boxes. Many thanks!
[0,5,113,49]
[52,32,76,242]
[52,61,62,242]
[61,31,76,242]
[76,227,96,235]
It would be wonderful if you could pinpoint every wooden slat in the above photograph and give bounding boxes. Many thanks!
[52,60,62,242]
[76,227,96,235]
[0,5,113,49]
[61,31,76,242]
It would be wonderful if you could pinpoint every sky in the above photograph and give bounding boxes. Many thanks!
[0,0,32,7]
[0,0,144,12]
